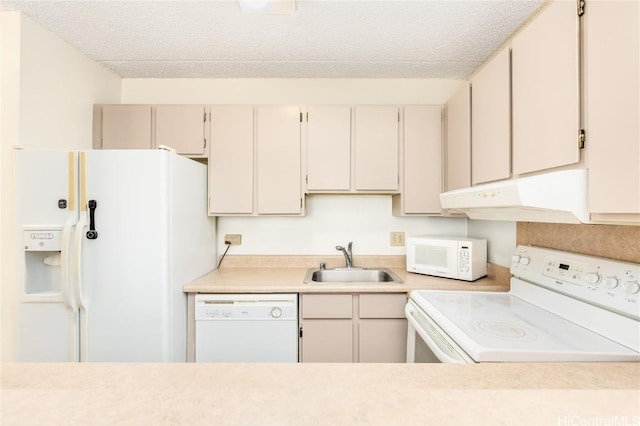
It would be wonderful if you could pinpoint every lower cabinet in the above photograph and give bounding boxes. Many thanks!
[300,293,407,363]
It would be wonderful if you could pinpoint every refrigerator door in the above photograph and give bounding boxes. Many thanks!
[14,149,79,361]
[76,150,172,361]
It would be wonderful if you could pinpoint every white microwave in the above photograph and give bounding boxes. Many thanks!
[406,236,487,281]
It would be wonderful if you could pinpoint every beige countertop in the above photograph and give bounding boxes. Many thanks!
[2,362,638,425]
[183,255,511,294]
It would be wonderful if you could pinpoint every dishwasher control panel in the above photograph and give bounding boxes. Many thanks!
[195,294,298,320]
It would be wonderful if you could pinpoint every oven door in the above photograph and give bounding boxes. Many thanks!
[405,300,474,363]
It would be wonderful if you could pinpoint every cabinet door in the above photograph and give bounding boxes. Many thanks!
[359,319,407,363]
[359,293,406,319]
[256,106,302,214]
[471,47,511,185]
[403,106,442,213]
[354,106,399,191]
[301,320,353,362]
[306,106,351,191]
[209,106,254,214]
[445,84,471,191]
[585,1,640,218]
[156,105,207,156]
[101,105,152,149]
[512,0,580,175]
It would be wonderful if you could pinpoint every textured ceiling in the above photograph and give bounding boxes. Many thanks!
[1,0,545,78]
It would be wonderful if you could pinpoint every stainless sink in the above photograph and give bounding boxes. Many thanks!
[304,268,403,283]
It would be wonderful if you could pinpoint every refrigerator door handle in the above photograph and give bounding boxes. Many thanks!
[60,215,78,311]
[73,212,88,310]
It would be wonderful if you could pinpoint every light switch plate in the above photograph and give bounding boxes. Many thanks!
[390,232,405,247]
[225,234,242,245]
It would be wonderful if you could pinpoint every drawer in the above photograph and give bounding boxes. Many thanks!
[302,294,353,319]
[359,293,407,318]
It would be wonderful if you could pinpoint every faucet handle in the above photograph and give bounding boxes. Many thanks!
[347,241,353,253]
[319,262,326,270]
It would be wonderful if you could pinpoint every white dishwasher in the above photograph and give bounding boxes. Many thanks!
[195,293,298,362]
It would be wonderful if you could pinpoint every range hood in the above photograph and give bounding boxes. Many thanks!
[440,169,589,224]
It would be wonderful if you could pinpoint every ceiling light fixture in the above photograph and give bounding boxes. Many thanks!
[237,0,296,15]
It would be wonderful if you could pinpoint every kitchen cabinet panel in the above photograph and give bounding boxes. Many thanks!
[585,0,640,222]
[300,320,353,363]
[400,105,443,214]
[354,106,399,191]
[256,106,302,215]
[300,293,407,363]
[155,105,208,157]
[359,319,407,363]
[471,47,511,185]
[306,106,351,191]
[445,84,471,191]
[511,0,580,175]
[208,105,254,215]
[359,293,406,319]
[302,294,353,319]
[101,105,152,150]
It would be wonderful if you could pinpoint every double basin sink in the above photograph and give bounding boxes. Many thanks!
[304,267,403,284]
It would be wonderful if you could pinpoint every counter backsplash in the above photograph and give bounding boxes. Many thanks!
[517,222,640,264]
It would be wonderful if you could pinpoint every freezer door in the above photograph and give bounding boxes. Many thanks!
[14,149,80,361]
[77,150,173,361]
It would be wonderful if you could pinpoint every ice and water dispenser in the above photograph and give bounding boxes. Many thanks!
[23,228,64,295]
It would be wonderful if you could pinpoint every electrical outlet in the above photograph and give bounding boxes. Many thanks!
[390,232,405,247]
[225,234,242,245]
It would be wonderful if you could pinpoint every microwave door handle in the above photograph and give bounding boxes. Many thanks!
[405,303,470,364]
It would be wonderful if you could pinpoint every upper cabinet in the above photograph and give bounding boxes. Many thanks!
[208,105,304,216]
[155,105,209,157]
[304,105,400,194]
[305,106,352,191]
[471,47,511,185]
[444,84,471,191]
[256,106,303,215]
[100,105,153,150]
[95,104,209,158]
[511,0,580,175]
[392,105,443,215]
[584,0,640,223]
[354,106,400,191]
[209,105,254,215]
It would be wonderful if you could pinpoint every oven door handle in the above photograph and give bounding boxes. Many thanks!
[405,302,472,363]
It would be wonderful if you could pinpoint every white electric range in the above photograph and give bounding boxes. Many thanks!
[406,245,640,363]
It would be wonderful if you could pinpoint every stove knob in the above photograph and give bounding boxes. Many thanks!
[511,255,521,264]
[270,307,282,318]
[519,257,531,265]
[585,273,601,285]
[625,281,640,295]
[604,277,619,289]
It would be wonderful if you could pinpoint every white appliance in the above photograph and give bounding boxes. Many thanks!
[406,246,640,363]
[15,148,216,362]
[195,294,298,362]
[439,169,589,224]
[406,236,487,281]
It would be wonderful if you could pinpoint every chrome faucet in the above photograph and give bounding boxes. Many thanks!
[335,242,354,269]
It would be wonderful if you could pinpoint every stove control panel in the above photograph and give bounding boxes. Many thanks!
[511,246,640,319]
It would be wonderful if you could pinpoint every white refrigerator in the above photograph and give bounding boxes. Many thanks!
[15,148,216,362]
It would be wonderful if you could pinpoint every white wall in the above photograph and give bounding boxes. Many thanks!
[122,77,473,256]
[467,219,516,267]
[218,195,466,255]
[19,14,121,149]
[122,78,463,105]
[0,12,121,362]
